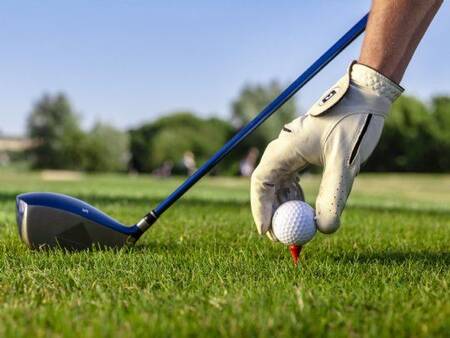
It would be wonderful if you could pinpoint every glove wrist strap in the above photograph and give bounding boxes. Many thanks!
[351,63,404,102]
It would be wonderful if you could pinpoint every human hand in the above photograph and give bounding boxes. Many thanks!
[251,62,403,239]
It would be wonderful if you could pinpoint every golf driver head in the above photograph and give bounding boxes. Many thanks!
[16,192,142,250]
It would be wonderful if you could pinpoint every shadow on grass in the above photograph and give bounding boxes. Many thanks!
[335,250,450,266]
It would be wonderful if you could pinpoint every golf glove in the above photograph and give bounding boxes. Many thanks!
[251,62,403,239]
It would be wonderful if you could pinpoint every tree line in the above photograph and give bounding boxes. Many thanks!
[26,85,450,174]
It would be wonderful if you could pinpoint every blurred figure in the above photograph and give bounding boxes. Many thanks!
[240,147,259,177]
[0,152,10,166]
[153,160,174,177]
[182,151,196,176]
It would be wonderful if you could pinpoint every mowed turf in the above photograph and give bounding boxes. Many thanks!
[0,170,449,337]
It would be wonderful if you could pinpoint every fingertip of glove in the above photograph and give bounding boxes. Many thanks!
[266,229,279,242]
[256,220,272,235]
[256,223,267,235]
[314,213,340,234]
[256,226,264,236]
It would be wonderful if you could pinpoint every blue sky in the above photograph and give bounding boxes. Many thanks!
[1,1,449,136]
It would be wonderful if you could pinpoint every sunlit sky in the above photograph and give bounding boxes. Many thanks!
[1,1,449,136]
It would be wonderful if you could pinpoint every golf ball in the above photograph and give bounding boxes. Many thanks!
[272,200,317,245]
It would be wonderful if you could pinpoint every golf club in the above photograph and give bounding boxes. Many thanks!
[16,13,369,250]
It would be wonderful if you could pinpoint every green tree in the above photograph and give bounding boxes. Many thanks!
[82,123,129,172]
[27,93,84,169]
[365,95,450,172]
[429,96,450,171]
[231,81,297,153]
[129,112,234,173]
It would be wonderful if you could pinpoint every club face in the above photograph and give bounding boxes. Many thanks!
[16,192,141,250]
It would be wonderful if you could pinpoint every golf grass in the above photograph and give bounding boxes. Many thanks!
[0,170,449,337]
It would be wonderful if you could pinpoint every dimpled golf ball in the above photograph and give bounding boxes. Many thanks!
[272,200,317,246]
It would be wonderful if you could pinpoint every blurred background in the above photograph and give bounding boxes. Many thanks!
[1,1,449,176]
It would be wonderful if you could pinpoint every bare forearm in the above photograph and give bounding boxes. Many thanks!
[359,0,442,83]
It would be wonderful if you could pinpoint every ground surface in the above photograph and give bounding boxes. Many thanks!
[0,170,449,337]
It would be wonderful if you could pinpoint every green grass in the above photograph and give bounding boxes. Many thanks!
[0,171,449,337]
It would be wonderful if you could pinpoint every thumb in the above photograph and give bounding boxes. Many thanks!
[251,135,308,235]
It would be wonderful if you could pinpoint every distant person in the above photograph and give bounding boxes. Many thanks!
[250,0,443,240]
[153,160,174,177]
[182,151,196,176]
[0,152,10,166]
[240,147,259,177]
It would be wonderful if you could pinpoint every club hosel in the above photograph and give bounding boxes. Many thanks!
[136,210,158,233]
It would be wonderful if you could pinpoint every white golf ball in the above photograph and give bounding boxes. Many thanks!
[272,200,317,246]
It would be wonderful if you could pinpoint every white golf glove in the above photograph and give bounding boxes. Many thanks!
[251,62,403,239]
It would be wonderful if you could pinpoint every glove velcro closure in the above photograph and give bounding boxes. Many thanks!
[308,61,355,117]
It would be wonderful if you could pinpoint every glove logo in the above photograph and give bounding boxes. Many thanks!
[319,87,339,106]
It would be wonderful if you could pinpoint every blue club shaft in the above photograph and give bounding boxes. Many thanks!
[153,13,369,218]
